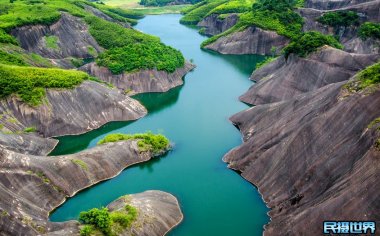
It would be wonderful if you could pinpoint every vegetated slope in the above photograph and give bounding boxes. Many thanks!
[140,0,202,6]
[184,0,380,55]
[224,64,380,235]
[0,136,179,235]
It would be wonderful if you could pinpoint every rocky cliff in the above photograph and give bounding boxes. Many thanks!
[197,14,238,36]
[11,13,103,68]
[0,133,57,156]
[304,0,377,10]
[0,81,147,137]
[0,140,180,236]
[240,46,379,105]
[225,75,380,235]
[81,62,195,95]
[204,27,289,55]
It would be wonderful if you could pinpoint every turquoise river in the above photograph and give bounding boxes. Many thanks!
[50,14,269,236]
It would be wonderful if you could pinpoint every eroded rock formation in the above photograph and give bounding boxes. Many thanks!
[204,27,289,55]
[240,46,379,105]
[81,62,195,95]
[0,81,147,137]
[197,14,238,36]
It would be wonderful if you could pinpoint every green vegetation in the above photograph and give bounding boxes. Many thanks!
[207,0,252,15]
[255,56,277,69]
[80,225,94,236]
[71,58,85,68]
[358,22,380,40]
[79,205,138,236]
[71,159,88,171]
[140,0,200,6]
[0,29,18,45]
[129,4,189,14]
[0,64,89,105]
[0,50,27,66]
[283,31,343,58]
[98,132,170,155]
[180,0,227,25]
[44,35,59,49]
[368,117,380,129]
[24,126,37,133]
[86,16,184,74]
[317,11,359,28]
[201,0,304,47]
[356,62,380,90]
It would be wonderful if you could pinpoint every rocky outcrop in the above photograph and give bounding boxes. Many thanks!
[304,0,376,10]
[300,1,380,53]
[107,191,183,236]
[225,75,380,235]
[81,62,195,95]
[204,27,290,55]
[0,140,174,235]
[240,46,379,105]
[11,13,102,68]
[0,81,147,137]
[0,133,57,156]
[197,14,239,36]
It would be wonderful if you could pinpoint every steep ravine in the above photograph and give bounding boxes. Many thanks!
[224,53,380,235]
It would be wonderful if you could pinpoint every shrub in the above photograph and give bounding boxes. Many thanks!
[110,205,138,228]
[0,64,89,105]
[283,31,343,58]
[98,132,170,155]
[358,22,380,40]
[79,225,93,236]
[0,29,18,45]
[317,11,359,27]
[79,207,111,235]
[255,56,277,69]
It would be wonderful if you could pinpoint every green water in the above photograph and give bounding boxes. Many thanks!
[50,14,269,236]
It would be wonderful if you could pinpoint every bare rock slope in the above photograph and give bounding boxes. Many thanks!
[204,27,289,55]
[0,141,181,236]
[81,62,195,95]
[240,46,379,105]
[0,81,147,137]
[197,14,238,36]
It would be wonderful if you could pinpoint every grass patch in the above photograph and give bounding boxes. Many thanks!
[0,64,89,106]
[0,50,28,66]
[0,29,18,45]
[44,35,59,49]
[358,22,380,40]
[207,0,253,15]
[98,132,170,155]
[180,0,227,25]
[24,127,37,133]
[71,159,88,171]
[283,31,343,58]
[256,56,277,69]
[356,62,380,89]
[79,205,138,236]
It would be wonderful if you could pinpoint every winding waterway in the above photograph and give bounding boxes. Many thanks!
[50,14,268,236]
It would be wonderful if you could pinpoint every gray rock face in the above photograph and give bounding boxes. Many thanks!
[0,140,170,235]
[305,0,377,10]
[225,80,380,235]
[204,27,290,55]
[11,13,103,63]
[197,14,239,36]
[107,191,183,236]
[0,81,147,137]
[240,46,379,105]
[81,62,195,95]
[0,133,57,156]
